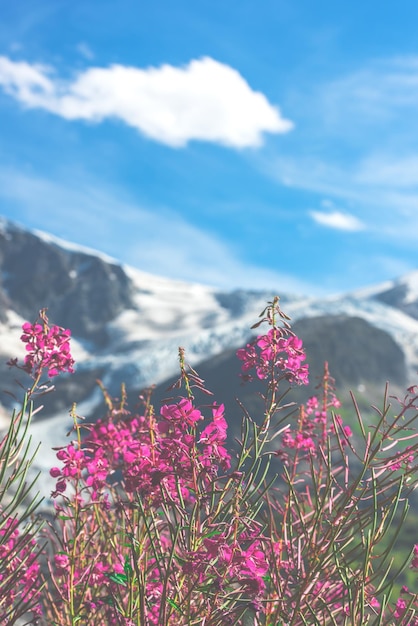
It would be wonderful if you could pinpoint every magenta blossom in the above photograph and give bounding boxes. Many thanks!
[20,310,75,378]
[160,398,203,427]
[237,327,309,385]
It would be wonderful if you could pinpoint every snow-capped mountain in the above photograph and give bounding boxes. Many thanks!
[1,217,418,494]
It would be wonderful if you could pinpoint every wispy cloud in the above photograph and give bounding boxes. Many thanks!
[261,55,418,244]
[0,55,293,148]
[76,43,94,60]
[320,56,418,131]
[309,210,365,231]
[354,154,418,188]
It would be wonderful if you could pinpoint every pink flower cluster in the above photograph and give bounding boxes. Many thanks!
[274,360,354,466]
[281,393,351,454]
[237,328,309,385]
[20,311,75,378]
[51,400,230,504]
[0,512,41,622]
[8,301,417,624]
[184,524,268,598]
[391,586,418,624]
[47,399,273,622]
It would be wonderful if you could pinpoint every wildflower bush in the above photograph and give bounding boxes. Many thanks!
[3,299,418,624]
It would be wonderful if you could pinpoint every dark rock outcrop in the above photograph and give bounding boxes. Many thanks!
[292,315,406,387]
[0,222,136,345]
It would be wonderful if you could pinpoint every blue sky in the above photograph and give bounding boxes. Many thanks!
[0,1,417,296]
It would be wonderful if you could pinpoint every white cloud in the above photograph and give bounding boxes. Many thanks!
[0,55,293,148]
[309,210,365,231]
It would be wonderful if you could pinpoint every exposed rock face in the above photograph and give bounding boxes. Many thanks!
[292,315,407,387]
[0,222,135,344]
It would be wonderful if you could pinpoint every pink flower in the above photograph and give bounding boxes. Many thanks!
[394,597,407,618]
[282,430,315,452]
[160,398,203,427]
[343,425,353,438]
[236,344,259,373]
[20,311,75,378]
[54,553,70,571]
[199,404,228,444]
[411,544,418,569]
[0,511,42,619]
[306,396,319,414]
[237,328,309,386]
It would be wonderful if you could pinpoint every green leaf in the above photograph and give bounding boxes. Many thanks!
[108,573,128,586]
[123,556,133,575]
[166,598,182,614]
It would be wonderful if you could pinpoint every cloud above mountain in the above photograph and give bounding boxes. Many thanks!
[309,210,365,231]
[0,55,293,148]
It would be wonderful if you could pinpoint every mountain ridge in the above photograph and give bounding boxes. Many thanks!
[0,217,417,493]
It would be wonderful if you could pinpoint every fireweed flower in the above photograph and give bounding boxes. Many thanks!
[182,524,269,601]
[160,397,203,427]
[237,327,309,385]
[199,403,231,472]
[394,597,408,619]
[20,310,75,378]
[51,399,231,505]
[40,299,418,624]
[50,444,86,491]
[0,512,42,621]
[47,396,236,622]
[0,311,76,623]
[54,552,70,572]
